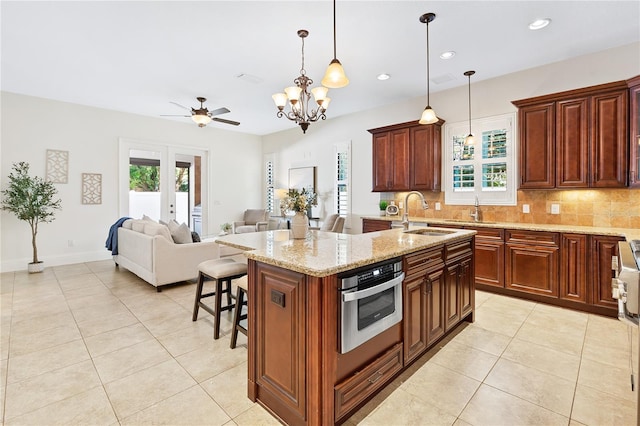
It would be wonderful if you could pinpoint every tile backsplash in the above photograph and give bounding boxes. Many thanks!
[394,189,640,229]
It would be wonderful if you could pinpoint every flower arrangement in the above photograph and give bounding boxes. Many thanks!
[220,222,232,233]
[282,188,317,214]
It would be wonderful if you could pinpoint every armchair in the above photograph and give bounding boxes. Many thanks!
[233,209,269,234]
[319,214,345,233]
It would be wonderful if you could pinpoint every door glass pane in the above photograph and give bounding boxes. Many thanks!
[482,162,507,191]
[453,165,475,191]
[129,150,161,220]
[482,129,507,159]
[175,161,190,226]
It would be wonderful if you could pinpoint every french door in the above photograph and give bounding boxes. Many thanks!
[119,139,208,234]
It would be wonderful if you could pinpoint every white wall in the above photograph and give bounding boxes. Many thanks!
[1,93,262,271]
[262,42,640,233]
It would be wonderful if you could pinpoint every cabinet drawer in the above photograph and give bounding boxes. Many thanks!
[362,219,392,233]
[506,230,559,246]
[446,238,473,262]
[334,343,403,421]
[465,226,504,241]
[405,247,444,275]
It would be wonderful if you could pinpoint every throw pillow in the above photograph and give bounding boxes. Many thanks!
[131,219,146,232]
[168,221,193,244]
[191,231,201,243]
[143,222,173,242]
[142,214,155,222]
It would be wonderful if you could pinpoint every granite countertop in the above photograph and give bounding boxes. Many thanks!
[362,216,640,241]
[215,227,476,277]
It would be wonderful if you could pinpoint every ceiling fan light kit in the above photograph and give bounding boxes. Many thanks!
[162,96,239,128]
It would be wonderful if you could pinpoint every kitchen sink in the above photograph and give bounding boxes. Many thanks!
[442,219,497,224]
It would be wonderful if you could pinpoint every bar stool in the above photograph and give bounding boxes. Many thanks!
[192,259,248,339]
[230,275,248,349]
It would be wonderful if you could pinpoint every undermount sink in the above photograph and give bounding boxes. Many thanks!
[404,228,455,236]
[442,219,497,225]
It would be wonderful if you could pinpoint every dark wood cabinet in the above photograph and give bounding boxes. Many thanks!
[560,233,588,303]
[467,226,505,288]
[444,240,474,332]
[369,120,444,192]
[628,75,640,187]
[362,218,392,233]
[425,268,446,346]
[505,230,559,298]
[590,234,624,309]
[513,80,629,189]
[371,129,410,191]
[518,102,556,189]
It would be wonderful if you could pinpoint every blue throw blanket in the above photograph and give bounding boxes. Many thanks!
[105,217,131,255]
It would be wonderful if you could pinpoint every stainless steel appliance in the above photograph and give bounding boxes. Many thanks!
[612,239,640,420]
[339,258,404,354]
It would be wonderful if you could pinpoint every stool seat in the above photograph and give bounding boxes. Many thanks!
[230,275,249,349]
[193,259,248,339]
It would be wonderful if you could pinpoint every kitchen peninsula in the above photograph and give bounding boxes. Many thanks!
[216,227,476,425]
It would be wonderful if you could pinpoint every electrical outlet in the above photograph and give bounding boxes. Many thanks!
[435,202,441,211]
[398,201,404,209]
[551,203,560,214]
[522,204,530,214]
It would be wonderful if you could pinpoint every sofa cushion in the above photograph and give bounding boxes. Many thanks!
[143,222,173,242]
[168,221,193,244]
[131,219,147,232]
[235,225,257,234]
[122,219,133,230]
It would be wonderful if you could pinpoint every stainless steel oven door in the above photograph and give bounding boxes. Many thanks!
[340,272,404,354]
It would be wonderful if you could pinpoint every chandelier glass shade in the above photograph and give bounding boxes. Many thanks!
[418,12,439,125]
[272,29,330,134]
[192,112,212,127]
[321,0,349,88]
[464,70,476,145]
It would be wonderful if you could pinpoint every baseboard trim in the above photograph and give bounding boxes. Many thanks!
[1,250,112,273]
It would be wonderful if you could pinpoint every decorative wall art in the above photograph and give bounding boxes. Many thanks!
[288,166,316,193]
[82,173,102,204]
[46,149,69,183]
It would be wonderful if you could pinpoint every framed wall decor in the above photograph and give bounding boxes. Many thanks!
[82,173,102,204]
[46,149,69,183]
[288,166,316,193]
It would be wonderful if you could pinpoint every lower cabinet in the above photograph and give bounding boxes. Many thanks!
[362,218,392,233]
[591,234,625,308]
[505,230,560,297]
[468,227,505,288]
[560,234,588,303]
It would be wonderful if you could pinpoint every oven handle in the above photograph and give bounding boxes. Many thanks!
[342,272,405,302]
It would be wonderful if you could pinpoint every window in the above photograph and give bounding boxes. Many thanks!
[265,154,275,214]
[444,113,516,205]
[335,142,351,226]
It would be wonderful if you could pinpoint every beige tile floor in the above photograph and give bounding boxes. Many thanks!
[1,260,638,425]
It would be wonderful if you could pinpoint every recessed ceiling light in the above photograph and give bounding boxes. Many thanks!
[529,18,551,30]
[440,51,456,60]
[377,73,391,81]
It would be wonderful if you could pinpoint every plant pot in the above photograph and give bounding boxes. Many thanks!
[380,210,387,216]
[27,261,44,273]
[291,212,309,239]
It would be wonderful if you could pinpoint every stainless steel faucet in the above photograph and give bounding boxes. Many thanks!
[401,191,429,230]
[470,195,480,222]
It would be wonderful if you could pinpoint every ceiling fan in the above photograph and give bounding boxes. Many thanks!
[161,97,240,128]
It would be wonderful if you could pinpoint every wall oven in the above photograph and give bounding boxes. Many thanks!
[339,257,404,354]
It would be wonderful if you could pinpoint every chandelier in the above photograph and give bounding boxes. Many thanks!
[272,29,330,134]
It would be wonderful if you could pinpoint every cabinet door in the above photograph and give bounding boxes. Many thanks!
[372,132,393,191]
[590,90,628,187]
[556,97,589,188]
[628,77,640,188]
[444,263,461,332]
[410,124,441,191]
[459,255,474,319]
[474,240,504,287]
[518,103,555,189]
[590,235,624,308]
[403,273,427,364]
[505,243,559,297]
[425,268,445,346]
[362,218,392,233]
[560,234,588,303]
[389,129,410,191]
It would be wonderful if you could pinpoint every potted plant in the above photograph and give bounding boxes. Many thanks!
[282,188,317,239]
[1,162,62,273]
[220,222,232,235]
[379,200,389,216]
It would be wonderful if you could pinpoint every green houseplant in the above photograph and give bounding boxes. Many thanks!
[379,200,388,216]
[1,162,62,272]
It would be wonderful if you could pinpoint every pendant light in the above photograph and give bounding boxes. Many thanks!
[464,70,476,145]
[321,0,349,88]
[419,12,438,125]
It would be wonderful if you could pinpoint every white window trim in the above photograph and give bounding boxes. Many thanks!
[264,153,276,214]
[334,141,352,229]
[443,113,517,206]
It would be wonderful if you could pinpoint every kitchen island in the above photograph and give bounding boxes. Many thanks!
[216,227,476,425]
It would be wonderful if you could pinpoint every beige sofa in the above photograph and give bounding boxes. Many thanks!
[113,219,220,291]
[233,209,269,233]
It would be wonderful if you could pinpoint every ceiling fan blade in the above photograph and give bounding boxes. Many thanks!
[160,114,191,117]
[212,117,240,126]
[169,101,192,112]
[208,107,230,117]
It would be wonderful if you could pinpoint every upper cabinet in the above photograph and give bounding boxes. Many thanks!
[628,75,640,188]
[513,80,629,189]
[369,120,444,192]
